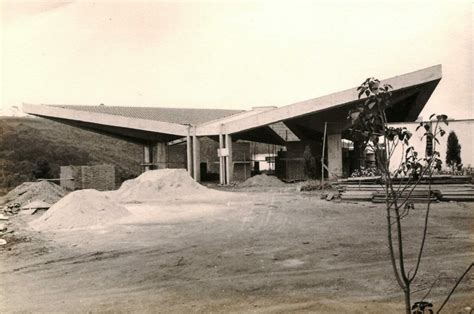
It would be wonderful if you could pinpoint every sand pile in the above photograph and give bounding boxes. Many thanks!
[0,181,66,207]
[30,189,129,230]
[239,174,286,187]
[115,169,211,202]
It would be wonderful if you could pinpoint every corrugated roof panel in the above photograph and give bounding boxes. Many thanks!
[49,105,244,125]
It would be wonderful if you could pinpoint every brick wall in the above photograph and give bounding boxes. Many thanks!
[59,166,77,190]
[277,140,323,181]
[168,144,187,169]
[60,165,116,191]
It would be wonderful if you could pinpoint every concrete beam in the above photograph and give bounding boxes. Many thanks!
[186,128,192,175]
[408,80,440,121]
[155,142,168,169]
[143,145,151,172]
[192,130,201,182]
[219,131,225,185]
[284,121,324,141]
[225,134,233,184]
[196,107,275,136]
[232,126,286,145]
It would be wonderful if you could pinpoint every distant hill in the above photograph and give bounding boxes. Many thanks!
[0,117,142,195]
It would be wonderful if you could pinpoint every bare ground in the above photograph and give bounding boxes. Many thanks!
[1,188,473,313]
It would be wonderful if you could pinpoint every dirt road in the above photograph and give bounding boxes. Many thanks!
[1,189,472,313]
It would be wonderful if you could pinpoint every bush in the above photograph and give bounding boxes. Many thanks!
[32,158,52,179]
[446,131,462,171]
[350,166,381,178]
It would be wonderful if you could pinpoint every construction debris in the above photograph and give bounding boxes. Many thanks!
[30,189,130,231]
[21,200,52,215]
[326,192,335,201]
[0,214,9,221]
[0,181,66,209]
[0,239,6,246]
[4,203,21,215]
[21,200,52,210]
[298,180,333,191]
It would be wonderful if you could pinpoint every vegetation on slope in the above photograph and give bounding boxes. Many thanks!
[0,117,142,195]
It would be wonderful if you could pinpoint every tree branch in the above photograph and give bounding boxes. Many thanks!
[436,262,473,313]
[409,120,440,282]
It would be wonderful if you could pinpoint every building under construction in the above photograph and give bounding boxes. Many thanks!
[23,65,443,184]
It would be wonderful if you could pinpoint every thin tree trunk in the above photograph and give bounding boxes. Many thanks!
[386,198,405,289]
[404,286,411,314]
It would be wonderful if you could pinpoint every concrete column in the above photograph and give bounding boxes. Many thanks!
[225,133,233,184]
[353,141,365,170]
[155,142,168,169]
[186,128,192,175]
[327,133,343,179]
[143,145,151,172]
[219,132,225,185]
[192,128,201,182]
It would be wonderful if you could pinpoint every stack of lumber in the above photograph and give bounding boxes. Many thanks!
[338,185,441,203]
[339,188,376,201]
[339,190,374,201]
[372,190,439,203]
[337,175,474,202]
[337,175,472,185]
[437,184,474,202]
[337,176,383,185]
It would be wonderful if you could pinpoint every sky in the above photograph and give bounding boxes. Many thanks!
[1,0,472,119]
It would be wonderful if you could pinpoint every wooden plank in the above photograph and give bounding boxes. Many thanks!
[372,198,438,203]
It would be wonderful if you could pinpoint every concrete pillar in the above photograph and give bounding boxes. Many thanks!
[225,133,233,184]
[353,141,365,170]
[186,128,192,175]
[143,145,151,172]
[192,129,201,182]
[155,142,168,169]
[219,132,225,185]
[327,133,343,179]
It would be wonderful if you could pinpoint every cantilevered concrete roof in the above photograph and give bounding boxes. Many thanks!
[23,64,442,145]
[197,65,442,138]
[22,103,243,143]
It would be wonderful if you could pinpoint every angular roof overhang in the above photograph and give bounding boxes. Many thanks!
[23,64,442,145]
[23,103,189,141]
[199,65,442,137]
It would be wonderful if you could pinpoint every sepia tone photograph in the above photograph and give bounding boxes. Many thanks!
[1,0,472,313]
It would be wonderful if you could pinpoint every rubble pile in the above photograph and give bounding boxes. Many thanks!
[0,214,8,246]
[0,181,66,209]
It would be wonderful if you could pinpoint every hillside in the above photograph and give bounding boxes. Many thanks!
[0,116,142,195]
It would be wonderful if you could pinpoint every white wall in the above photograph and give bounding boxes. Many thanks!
[388,120,474,171]
[253,153,276,171]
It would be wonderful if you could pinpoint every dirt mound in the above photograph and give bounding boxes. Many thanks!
[0,181,66,207]
[116,169,212,202]
[239,174,286,187]
[30,189,129,230]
